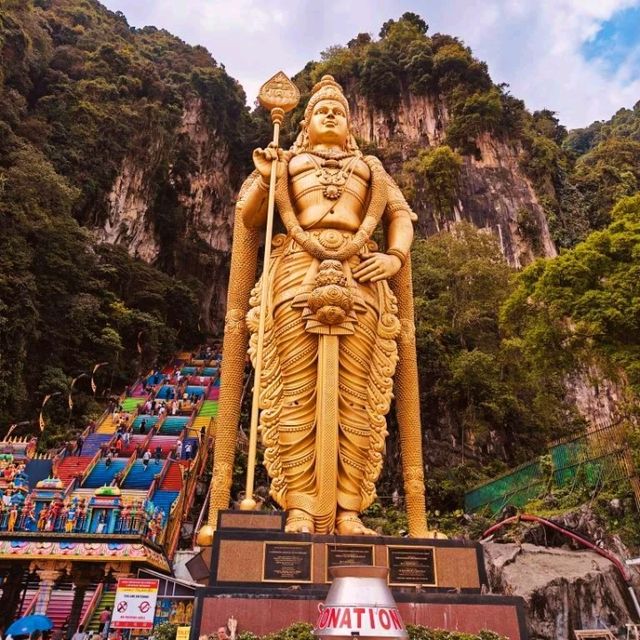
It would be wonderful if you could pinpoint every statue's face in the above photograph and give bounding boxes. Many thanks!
[307,99,348,147]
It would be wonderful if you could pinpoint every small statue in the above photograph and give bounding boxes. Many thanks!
[7,504,18,532]
[65,503,77,533]
[38,505,49,531]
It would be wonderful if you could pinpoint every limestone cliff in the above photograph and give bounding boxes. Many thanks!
[96,98,237,333]
[349,91,557,266]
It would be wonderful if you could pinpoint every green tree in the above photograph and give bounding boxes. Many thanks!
[402,145,462,224]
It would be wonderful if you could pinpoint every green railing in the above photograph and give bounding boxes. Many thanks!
[464,422,634,515]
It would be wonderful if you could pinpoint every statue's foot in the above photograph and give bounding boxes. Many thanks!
[336,511,377,535]
[416,528,448,540]
[285,509,315,533]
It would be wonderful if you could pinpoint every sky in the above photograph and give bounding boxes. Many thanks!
[100,0,640,129]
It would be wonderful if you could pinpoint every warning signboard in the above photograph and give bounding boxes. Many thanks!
[111,578,159,630]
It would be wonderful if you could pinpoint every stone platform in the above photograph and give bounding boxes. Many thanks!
[191,512,528,639]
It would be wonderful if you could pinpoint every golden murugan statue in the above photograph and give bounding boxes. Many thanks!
[204,74,430,540]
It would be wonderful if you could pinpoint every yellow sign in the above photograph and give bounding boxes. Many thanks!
[177,626,191,640]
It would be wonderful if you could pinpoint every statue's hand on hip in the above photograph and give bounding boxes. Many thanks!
[353,253,402,283]
[252,143,287,182]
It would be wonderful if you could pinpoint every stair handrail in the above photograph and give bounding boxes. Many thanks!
[119,449,138,485]
[192,489,210,546]
[22,587,40,617]
[79,583,103,628]
[165,486,187,558]
[79,438,112,486]
[140,421,156,452]
[147,458,172,501]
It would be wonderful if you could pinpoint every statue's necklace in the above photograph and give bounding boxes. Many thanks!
[308,153,356,200]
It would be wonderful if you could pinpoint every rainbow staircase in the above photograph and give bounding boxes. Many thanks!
[96,415,118,434]
[132,415,158,433]
[45,587,74,631]
[198,400,218,419]
[160,461,183,491]
[148,435,177,457]
[158,416,188,436]
[121,397,143,413]
[120,434,147,456]
[151,490,179,518]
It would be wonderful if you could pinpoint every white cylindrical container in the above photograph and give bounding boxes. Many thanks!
[314,566,408,640]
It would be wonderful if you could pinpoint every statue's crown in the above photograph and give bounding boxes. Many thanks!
[304,75,350,122]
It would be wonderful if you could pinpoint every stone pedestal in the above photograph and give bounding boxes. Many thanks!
[191,511,528,639]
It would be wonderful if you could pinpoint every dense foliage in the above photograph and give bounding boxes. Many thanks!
[0,0,258,441]
[502,194,640,395]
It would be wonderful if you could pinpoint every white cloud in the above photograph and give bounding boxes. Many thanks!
[101,0,640,128]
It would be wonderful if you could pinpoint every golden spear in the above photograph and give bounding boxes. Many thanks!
[240,72,300,510]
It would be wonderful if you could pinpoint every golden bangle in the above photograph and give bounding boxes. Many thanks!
[387,248,407,266]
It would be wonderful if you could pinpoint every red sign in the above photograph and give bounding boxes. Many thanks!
[316,606,404,635]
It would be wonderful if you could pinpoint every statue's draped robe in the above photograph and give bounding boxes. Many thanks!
[246,157,415,534]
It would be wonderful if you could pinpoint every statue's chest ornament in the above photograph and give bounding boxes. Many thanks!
[309,155,356,201]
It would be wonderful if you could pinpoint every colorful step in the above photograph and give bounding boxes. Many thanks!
[191,416,210,432]
[159,461,183,491]
[82,459,127,488]
[121,397,143,413]
[181,437,199,461]
[155,385,177,400]
[198,400,218,418]
[56,456,93,486]
[120,434,147,456]
[96,415,116,434]
[150,490,179,520]
[82,434,112,456]
[180,366,198,375]
[131,415,158,433]
[121,460,157,490]
[158,416,188,436]
[148,435,177,457]
[45,587,75,631]
[87,590,116,633]
[185,385,206,398]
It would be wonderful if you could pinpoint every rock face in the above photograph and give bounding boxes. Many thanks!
[484,541,635,639]
[173,97,236,333]
[96,98,236,332]
[349,91,557,267]
[98,152,161,263]
[565,365,634,432]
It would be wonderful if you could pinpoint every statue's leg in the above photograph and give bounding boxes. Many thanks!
[335,303,379,535]
[271,256,319,533]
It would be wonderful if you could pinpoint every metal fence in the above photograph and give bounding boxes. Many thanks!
[464,422,637,515]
